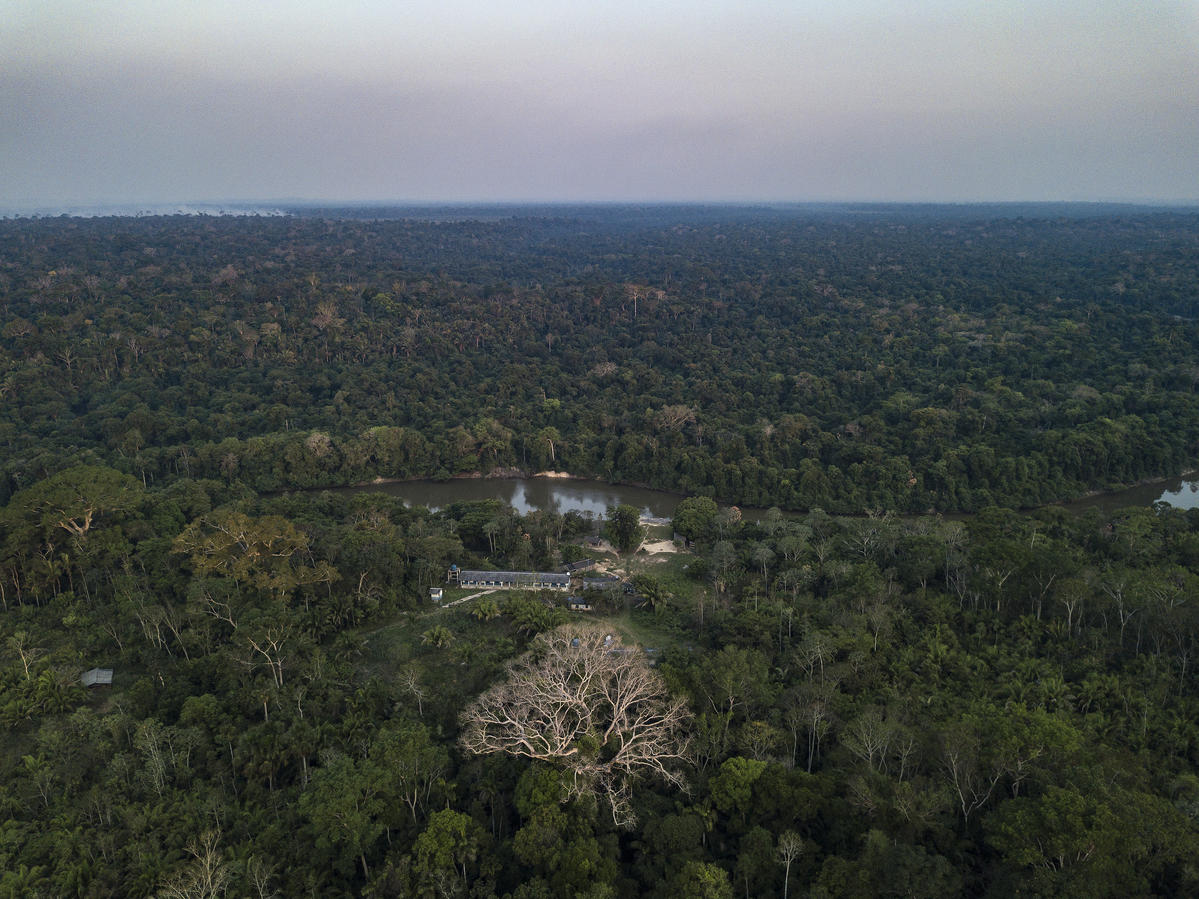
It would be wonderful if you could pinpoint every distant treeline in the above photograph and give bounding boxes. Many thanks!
[2,208,1199,512]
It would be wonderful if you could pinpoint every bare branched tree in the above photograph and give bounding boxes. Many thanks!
[460,624,691,826]
[156,829,229,899]
[777,831,804,899]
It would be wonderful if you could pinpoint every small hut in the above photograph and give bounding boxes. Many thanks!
[81,668,113,687]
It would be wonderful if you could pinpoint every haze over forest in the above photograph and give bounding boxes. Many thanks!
[4,0,1198,209]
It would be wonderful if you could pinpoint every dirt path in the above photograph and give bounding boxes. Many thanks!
[441,588,499,608]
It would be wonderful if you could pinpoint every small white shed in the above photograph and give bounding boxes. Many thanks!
[81,668,113,687]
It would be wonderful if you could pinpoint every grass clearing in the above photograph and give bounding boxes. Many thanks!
[359,611,424,680]
[360,599,478,674]
[601,608,689,652]
[356,581,692,684]
[625,550,704,603]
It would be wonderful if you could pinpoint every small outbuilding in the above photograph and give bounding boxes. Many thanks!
[81,668,113,687]
[429,587,444,602]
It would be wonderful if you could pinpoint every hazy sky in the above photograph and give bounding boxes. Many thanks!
[3,0,1197,206]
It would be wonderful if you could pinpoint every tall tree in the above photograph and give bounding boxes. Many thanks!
[460,624,691,826]
[604,505,645,554]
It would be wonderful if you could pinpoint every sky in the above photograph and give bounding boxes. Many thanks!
[2,0,1198,207]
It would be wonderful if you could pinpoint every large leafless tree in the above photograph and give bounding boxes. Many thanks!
[460,624,691,826]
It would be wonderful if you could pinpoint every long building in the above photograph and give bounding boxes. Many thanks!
[454,570,571,591]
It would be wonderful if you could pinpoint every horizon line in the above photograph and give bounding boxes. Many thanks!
[4,197,1199,218]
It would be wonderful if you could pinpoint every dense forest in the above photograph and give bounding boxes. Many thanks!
[3,206,1199,897]
[2,206,1199,512]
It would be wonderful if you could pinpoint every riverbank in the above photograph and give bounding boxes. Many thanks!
[327,467,1199,520]
[352,466,580,487]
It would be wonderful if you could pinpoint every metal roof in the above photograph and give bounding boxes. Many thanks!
[583,577,621,588]
[81,668,113,686]
[458,570,570,583]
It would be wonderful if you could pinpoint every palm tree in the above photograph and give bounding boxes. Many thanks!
[632,574,671,615]
[472,598,501,622]
[421,625,454,649]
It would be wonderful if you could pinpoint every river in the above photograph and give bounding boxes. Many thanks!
[336,477,682,520]
[1053,472,1199,515]
[332,472,1199,520]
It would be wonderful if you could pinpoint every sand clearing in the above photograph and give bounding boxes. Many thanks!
[639,540,679,555]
